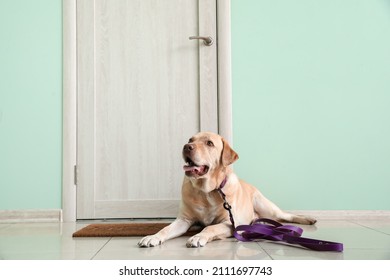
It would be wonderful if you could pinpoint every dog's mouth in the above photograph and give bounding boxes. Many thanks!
[183,157,209,177]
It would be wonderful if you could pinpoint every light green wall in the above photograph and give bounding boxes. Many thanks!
[232,0,390,210]
[0,1,389,211]
[0,0,62,210]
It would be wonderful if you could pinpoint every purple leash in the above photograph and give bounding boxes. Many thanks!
[217,177,343,252]
[234,218,344,252]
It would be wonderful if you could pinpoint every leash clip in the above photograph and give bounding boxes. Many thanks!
[223,202,231,211]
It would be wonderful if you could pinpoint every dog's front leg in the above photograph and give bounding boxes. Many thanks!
[138,218,192,247]
[186,222,232,248]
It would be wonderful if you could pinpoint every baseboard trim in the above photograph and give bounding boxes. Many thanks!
[289,210,390,220]
[0,209,62,223]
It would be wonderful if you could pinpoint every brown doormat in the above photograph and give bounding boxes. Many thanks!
[72,223,203,238]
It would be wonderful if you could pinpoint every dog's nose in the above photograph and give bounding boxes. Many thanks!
[183,143,194,152]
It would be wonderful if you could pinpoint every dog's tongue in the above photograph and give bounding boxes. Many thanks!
[183,165,202,172]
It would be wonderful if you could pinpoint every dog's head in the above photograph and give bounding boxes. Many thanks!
[182,132,239,179]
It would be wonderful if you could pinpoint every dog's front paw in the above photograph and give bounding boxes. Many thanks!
[186,235,208,248]
[306,216,317,225]
[294,215,317,225]
[138,235,163,247]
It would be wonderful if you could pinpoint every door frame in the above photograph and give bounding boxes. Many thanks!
[62,0,233,222]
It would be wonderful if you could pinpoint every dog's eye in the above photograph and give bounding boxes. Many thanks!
[207,140,214,147]
[188,138,193,143]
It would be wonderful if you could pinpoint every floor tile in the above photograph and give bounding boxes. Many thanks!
[341,249,390,260]
[303,225,390,249]
[353,220,390,235]
[264,248,344,260]
[0,222,109,260]
[93,236,271,260]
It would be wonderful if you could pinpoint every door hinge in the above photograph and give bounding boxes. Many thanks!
[74,165,78,186]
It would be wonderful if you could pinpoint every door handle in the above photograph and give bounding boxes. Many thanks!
[189,36,213,46]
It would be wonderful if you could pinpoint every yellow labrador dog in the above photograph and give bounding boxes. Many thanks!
[138,132,316,248]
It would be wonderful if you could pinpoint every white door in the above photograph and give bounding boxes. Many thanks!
[76,0,219,219]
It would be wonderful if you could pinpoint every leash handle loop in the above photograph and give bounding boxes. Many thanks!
[234,218,344,252]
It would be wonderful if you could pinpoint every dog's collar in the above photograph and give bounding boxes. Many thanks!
[218,176,228,190]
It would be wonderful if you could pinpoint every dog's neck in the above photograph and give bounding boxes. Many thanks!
[188,166,233,193]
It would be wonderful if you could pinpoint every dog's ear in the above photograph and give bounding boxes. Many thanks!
[221,138,239,167]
